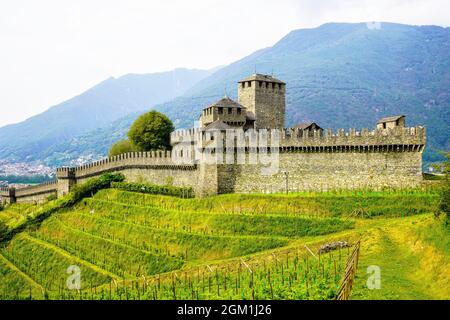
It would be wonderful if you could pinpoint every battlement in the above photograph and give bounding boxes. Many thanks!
[172,126,426,151]
[64,151,195,181]
[0,72,428,201]
[0,187,12,195]
[171,128,202,144]
[279,126,426,148]
[14,180,58,197]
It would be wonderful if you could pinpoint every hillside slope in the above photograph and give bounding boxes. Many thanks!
[0,188,446,300]
[0,68,214,164]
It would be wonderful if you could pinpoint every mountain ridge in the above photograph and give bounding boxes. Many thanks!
[0,68,216,163]
[1,22,449,168]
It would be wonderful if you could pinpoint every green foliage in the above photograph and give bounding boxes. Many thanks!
[0,220,8,242]
[2,234,111,292]
[33,219,183,278]
[0,173,125,242]
[46,194,57,202]
[62,173,125,208]
[95,188,438,219]
[0,185,444,300]
[127,110,174,151]
[111,181,194,198]
[108,139,137,158]
[436,152,450,223]
[88,250,345,300]
[85,190,353,238]
[53,212,287,262]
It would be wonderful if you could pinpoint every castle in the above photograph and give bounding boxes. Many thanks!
[0,74,426,204]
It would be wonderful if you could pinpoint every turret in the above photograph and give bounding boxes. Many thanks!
[238,74,286,129]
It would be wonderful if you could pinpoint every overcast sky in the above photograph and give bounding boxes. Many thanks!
[0,0,448,127]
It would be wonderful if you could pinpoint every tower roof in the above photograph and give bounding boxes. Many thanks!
[203,120,232,131]
[377,115,405,124]
[204,97,245,110]
[238,73,285,84]
[294,122,323,130]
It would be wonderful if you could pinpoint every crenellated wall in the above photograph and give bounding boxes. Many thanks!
[14,181,58,203]
[56,151,209,197]
[0,187,15,204]
[3,125,427,203]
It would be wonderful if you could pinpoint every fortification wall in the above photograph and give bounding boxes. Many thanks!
[223,149,423,194]
[2,126,427,202]
[13,181,58,203]
[0,187,15,204]
[171,126,426,149]
[57,151,204,195]
[279,126,425,148]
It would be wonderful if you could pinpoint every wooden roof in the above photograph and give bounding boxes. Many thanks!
[204,97,244,110]
[238,73,285,84]
[204,120,232,131]
[294,122,322,130]
[377,115,405,123]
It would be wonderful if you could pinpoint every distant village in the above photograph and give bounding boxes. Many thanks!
[0,160,54,187]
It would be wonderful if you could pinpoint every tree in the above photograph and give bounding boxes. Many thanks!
[436,152,450,224]
[108,139,137,157]
[128,111,174,151]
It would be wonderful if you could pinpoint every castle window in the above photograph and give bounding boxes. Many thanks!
[237,109,241,115]
[396,119,400,126]
[228,108,232,114]
[259,81,262,87]
[218,108,223,114]
[272,83,275,89]
[241,83,245,89]
[248,81,251,87]
[383,123,386,129]
[278,83,282,90]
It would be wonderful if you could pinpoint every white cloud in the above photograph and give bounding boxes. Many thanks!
[0,0,448,127]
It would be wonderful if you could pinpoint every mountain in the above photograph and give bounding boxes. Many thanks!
[0,68,215,164]
[152,22,449,164]
[2,22,449,168]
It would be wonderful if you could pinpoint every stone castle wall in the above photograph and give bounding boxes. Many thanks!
[14,181,58,203]
[223,149,423,194]
[57,151,207,195]
[3,126,426,203]
[0,187,15,204]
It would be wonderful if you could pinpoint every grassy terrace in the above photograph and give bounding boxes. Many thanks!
[0,187,447,300]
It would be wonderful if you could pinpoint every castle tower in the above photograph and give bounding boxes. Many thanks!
[238,74,286,129]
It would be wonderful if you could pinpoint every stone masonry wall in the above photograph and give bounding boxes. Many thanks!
[5,125,426,203]
[0,187,15,204]
[223,149,423,194]
[14,181,58,203]
[58,151,205,197]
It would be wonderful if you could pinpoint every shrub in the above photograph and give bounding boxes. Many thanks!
[111,181,194,198]
[46,194,57,202]
[62,173,125,207]
[435,152,450,224]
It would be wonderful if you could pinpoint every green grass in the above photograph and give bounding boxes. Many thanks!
[1,233,112,292]
[351,215,450,300]
[93,188,438,218]
[0,203,39,228]
[0,187,446,300]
